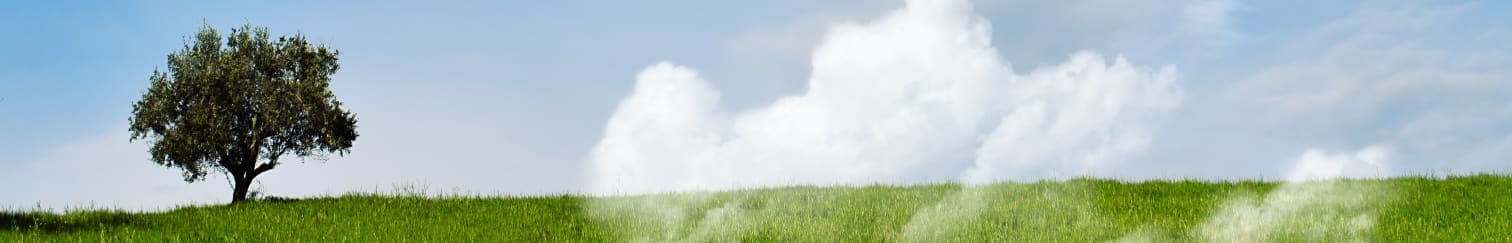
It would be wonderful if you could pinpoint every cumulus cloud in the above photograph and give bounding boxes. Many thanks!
[588,0,1182,195]
[1285,145,1391,181]
[966,53,1180,182]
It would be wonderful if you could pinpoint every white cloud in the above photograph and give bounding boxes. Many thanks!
[967,53,1180,182]
[717,2,903,110]
[1197,145,1393,241]
[588,0,1182,194]
[585,0,1189,237]
[1285,144,1391,181]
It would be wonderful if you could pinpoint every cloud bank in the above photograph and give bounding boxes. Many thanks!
[588,0,1181,195]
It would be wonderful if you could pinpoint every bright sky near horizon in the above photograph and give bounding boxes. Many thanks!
[2,0,1510,211]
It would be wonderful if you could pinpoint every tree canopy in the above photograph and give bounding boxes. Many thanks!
[128,24,358,203]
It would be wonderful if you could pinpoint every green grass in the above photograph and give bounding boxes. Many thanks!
[3,175,1509,241]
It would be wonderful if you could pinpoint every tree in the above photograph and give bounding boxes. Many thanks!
[129,24,358,203]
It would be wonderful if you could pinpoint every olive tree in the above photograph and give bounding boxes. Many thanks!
[129,24,359,203]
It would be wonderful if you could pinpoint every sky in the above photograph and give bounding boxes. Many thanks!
[1,0,1510,211]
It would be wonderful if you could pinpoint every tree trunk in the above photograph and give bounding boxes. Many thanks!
[232,175,252,203]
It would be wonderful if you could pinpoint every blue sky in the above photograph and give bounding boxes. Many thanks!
[2,0,1510,211]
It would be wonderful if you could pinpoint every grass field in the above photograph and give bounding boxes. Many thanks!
[3,174,1509,241]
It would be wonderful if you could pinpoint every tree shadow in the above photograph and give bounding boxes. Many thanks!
[0,211,148,233]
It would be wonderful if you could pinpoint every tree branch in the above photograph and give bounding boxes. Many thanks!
[252,162,277,177]
[254,163,278,174]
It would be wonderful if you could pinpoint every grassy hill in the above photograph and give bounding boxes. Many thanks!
[3,174,1509,241]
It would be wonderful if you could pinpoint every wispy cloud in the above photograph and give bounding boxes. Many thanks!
[1196,145,1393,241]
